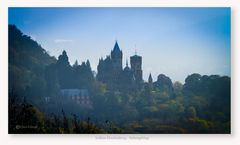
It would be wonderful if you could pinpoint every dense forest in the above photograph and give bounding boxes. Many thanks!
[9,25,230,134]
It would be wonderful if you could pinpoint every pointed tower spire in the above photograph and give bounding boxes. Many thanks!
[148,73,153,84]
[113,40,120,52]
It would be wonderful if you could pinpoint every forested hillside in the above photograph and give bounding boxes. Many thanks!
[9,25,57,104]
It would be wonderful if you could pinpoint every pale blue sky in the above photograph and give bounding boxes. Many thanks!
[9,8,231,83]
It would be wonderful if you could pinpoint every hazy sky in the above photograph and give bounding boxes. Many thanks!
[9,8,231,83]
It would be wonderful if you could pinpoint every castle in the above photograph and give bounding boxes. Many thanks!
[97,41,143,91]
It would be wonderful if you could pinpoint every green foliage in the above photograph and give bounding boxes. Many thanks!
[187,118,210,133]
[9,98,45,133]
[9,25,56,105]
[173,81,183,96]
[186,106,197,119]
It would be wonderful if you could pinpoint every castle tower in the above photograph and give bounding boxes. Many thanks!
[111,41,123,72]
[130,52,143,83]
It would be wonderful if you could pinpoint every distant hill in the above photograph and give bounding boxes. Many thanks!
[9,25,56,99]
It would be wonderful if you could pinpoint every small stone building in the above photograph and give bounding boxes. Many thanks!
[60,89,92,108]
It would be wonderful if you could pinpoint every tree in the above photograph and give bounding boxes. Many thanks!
[153,74,174,99]
[173,81,183,96]
[72,60,94,90]
[186,106,197,119]
[56,50,72,89]
[183,73,202,95]
[45,63,60,97]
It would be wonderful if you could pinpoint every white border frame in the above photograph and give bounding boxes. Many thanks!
[1,0,239,145]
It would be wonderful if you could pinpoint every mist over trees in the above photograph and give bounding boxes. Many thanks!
[9,25,230,134]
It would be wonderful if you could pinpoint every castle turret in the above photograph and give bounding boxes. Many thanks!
[148,73,153,84]
[130,52,143,84]
[111,41,123,72]
[123,59,133,77]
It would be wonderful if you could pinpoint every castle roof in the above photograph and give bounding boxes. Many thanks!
[124,66,131,72]
[60,89,89,97]
[112,41,122,54]
[131,49,141,58]
[130,54,142,60]
[123,59,129,69]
